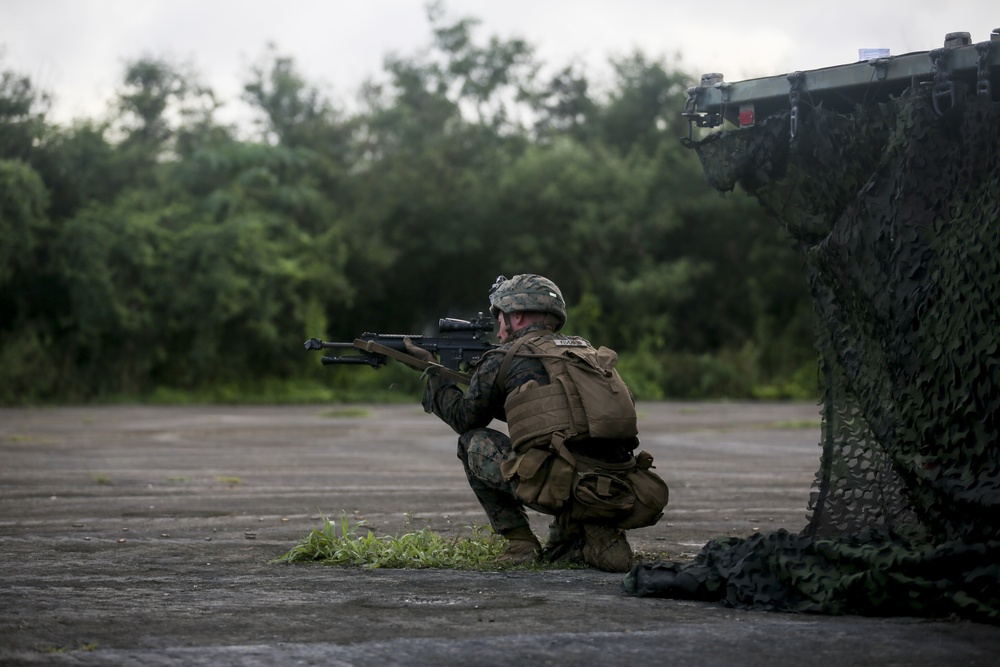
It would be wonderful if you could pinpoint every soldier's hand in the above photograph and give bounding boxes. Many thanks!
[402,337,436,370]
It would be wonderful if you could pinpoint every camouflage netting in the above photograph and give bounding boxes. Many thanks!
[624,89,1000,622]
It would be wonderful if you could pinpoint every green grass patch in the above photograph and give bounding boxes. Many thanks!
[142,372,424,405]
[274,512,507,569]
[214,475,244,485]
[319,406,373,418]
[4,434,51,443]
[145,379,347,405]
[277,513,671,570]
[90,471,112,485]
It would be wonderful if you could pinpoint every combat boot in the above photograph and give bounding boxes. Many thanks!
[542,516,585,565]
[496,526,541,565]
[582,523,632,573]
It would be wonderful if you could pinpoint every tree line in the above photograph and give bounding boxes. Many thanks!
[0,5,817,404]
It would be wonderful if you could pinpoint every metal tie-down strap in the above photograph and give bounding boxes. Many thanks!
[976,39,995,100]
[929,47,955,115]
[787,71,804,139]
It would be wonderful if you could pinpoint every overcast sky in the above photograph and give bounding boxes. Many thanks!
[1,0,997,127]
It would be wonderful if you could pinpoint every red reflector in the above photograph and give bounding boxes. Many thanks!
[739,108,754,126]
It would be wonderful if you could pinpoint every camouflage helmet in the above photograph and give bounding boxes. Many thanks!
[488,274,567,331]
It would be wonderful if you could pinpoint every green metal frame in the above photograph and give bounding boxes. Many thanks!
[683,30,1000,134]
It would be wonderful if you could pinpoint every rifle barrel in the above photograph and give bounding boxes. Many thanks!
[319,341,359,349]
[320,355,380,366]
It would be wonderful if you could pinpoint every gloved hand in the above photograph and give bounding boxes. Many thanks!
[401,337,436,371]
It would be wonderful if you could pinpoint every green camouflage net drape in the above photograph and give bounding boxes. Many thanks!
[624,90,1000,622]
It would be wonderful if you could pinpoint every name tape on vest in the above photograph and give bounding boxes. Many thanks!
[553,340,589,347]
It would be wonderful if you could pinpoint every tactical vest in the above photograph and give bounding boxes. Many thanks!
[495,333,667,528]
[497,333,638,453]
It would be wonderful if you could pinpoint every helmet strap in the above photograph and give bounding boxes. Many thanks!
[503,312,516,338]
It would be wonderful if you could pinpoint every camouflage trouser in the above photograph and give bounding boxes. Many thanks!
[456,427,532,535]
[457,428,583,545]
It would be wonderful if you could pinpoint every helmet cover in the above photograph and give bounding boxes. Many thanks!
[488,274,567,331]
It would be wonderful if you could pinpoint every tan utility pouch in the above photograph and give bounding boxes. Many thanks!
[618,451,670,529]
[501,436,576,511]
[569,456,637,522]
[503,445,669,528]
[569,450,669,529]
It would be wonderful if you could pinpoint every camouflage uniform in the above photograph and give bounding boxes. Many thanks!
[417,274,637,572]
[420,321,554,535]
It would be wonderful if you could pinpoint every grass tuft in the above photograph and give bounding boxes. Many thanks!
[275,512,671,570]
[273,512,507,569]
[90,472,112,485]
[214,475,243,485]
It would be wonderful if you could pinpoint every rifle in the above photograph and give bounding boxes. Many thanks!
[304,312,497,384]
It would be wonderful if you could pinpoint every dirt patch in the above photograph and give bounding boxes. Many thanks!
[1,402,998,666]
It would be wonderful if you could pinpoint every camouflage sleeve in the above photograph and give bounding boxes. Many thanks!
[420,330,553,435]
[420,350,506,435]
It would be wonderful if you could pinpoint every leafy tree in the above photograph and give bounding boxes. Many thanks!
[491,137,701,350]
[0,54,50,160]
[0,157,57,402]
[242,44,351,156]
[340,4,539,329]
[28,121,128,220]
[427,0,537,132]
[0,159,48,285]
[43,192,174,396]
[596,51,691,153]
[114,57,220,180]
[528,63,597,143]
[165,139,358,377]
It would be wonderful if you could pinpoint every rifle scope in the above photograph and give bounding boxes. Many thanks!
[438,313,495,334]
